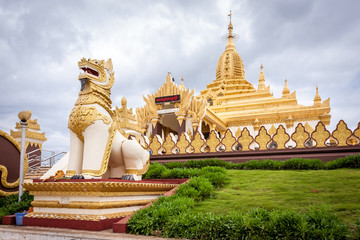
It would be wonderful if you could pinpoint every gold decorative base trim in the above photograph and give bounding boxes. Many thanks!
[23,181,179,196]
[26,211,133,221]
[31,199,153,209]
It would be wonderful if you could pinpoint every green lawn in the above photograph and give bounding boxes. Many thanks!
[193,169,360,225]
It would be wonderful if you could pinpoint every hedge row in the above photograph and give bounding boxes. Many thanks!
[143,164,227,188]
[130,167,350,239]
[0,191,33,223]
[162,154,360,170]
[162,206,348,240]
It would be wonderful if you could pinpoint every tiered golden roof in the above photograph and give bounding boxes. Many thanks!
[10,118,47,148]
[199,16,331,130]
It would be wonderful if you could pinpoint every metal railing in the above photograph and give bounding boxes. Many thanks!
[27,149,67,174]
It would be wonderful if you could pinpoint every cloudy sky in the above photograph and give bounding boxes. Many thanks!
[1,0,359,152]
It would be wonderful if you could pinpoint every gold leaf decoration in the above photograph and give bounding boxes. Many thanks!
[273,125,290,149]
[353,123,360,145]
[206,131,221,152]
[304,122,314,134]
[291,123,310,148]
[332,120,352,146]
[188,98,207,123]
[254,126,271,150]
[149,136,162,155]
[68,106,111,142]
[311,122,330,147]
[222,129,236,152]
[268,125,277,136]
[235,127,242,139]
[176,133,191,154]
[238,127,254,151]
[162,134,176,154]
[190,131,206,153]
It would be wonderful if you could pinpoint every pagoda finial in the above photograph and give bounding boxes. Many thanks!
[225,11,236,50]
[258,64,265,91]
[180,76,185,89]
[313,85,322,106]
[282,79,290,97]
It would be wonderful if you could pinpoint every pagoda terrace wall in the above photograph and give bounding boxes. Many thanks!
[143,120,360,163]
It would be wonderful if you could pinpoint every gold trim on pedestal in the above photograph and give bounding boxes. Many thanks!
[23,181,178,196]
[26,211,133,221]
[31,199,153,209]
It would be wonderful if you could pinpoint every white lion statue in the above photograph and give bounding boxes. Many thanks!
[66,58,149,180]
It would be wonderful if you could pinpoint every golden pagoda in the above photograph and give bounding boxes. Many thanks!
[198,14,331,138]
[136,13,331,140]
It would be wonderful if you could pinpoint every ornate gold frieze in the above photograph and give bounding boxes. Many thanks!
[272,125,290,149]
[23,181,178,196]
[176,133,191,154]
[221,129,236,152]
[206,131,221,152]
[311,122,330,147]
[255,126,271,150]
[238,128,253,151]
[354,123,360,143]
[190,131,206,154]
[162,134,176,155]
[31,199,152,209]
[68,105,111,142]
[26,211,133,221]
[149,136,162,155]
[332,120,352,146]
[291,124,310,148]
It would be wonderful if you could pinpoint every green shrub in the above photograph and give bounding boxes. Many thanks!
[184,158,231,169]
[305,205,349,239]
[142,162,167,179]
[161,168,201,179]
[325,154,360,169]
[283,158,324,170]
[355,219,360,239]
[201,172,227,188]
[0,193,18,208]
[176,177,214,201]
[127,195,195,235]
[0,191,33,223]
[162,206,349,240]
[163,161,185,169]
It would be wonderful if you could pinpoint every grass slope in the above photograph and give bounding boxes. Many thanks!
[194,169,360,225]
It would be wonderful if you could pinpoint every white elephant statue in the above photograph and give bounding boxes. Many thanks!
[66,58,149,180]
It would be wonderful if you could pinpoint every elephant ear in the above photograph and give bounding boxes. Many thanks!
[104,58,113,73]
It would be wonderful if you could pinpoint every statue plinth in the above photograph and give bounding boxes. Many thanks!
[22,179,182,231]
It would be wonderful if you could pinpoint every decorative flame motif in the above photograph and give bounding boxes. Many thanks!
[147,120,359,155]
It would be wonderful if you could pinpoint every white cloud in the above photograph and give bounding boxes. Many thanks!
[1,0,359,152]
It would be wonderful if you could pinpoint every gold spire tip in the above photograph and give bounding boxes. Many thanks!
[228,10,232,22]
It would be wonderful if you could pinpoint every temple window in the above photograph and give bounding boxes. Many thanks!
[208,98,213,106]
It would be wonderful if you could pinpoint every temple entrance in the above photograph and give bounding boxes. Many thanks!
[159,113,179,139]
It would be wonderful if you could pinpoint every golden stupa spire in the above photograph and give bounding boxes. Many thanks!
[225,10,236,50]
[258,64,266,91]
[282,79,290,97]
[180,76,185,89]
[313,85,322,106]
